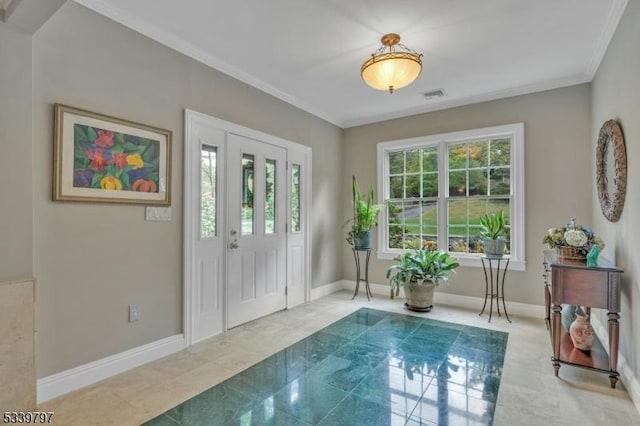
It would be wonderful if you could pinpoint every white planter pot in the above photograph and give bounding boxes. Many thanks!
[403,280,436,312]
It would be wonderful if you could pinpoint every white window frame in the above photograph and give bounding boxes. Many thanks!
[376,123,525,271]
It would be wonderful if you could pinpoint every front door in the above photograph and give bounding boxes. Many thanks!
[226,133,287,328]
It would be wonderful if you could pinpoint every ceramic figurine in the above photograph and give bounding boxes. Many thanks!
[587,245,600,267]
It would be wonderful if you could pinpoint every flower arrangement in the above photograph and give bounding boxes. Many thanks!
[543,218,605,255]
[72,125,161,193]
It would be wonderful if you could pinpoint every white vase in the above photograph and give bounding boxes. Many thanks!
[569,313,595,351]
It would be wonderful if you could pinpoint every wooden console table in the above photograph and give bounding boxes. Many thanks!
[543,250,623,388]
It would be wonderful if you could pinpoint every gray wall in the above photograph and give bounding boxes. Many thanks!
[32,2,343,377]
[591,0,640,403]
[0,25,33,281]
[342,84,593,305]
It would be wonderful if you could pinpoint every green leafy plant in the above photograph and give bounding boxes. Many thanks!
[386,248,459,299]
[345,175,382,246]
[479,211,507,240]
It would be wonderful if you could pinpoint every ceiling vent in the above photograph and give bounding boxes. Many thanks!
[422,89,447,100]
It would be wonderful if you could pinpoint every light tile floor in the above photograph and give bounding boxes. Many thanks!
[39,291,640,425]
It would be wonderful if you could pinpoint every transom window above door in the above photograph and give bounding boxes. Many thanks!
[377,123,525,270]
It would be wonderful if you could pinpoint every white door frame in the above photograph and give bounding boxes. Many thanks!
[183,109,312,346]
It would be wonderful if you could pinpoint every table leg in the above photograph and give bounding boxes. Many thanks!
[552,303,562,376]
[500,258,511,323]
[351,249,360,300]
[608,311,620,388]
[488,260,494,322]
[364,250,372,301]
[480,258,489,316]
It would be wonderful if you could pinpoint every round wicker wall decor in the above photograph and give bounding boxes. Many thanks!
[596,119,627,222]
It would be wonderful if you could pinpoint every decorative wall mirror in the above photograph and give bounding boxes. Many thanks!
[596,119,627,222]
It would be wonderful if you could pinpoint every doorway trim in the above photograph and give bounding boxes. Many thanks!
[183,109,312,346]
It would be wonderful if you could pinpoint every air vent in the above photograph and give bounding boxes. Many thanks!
[422,89,447,100]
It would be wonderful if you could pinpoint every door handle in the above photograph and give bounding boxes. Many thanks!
[229,241,239,250]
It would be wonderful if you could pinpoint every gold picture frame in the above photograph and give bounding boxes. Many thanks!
[53,104,171,205]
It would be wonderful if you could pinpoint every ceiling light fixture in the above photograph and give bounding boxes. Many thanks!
[361,33,423,94]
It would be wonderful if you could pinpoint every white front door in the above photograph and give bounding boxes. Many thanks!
[226,133,287,328]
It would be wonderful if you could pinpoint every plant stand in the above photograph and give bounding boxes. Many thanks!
[480,255,511,322]
[351,248,372,300]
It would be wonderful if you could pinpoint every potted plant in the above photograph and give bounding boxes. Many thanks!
[479,211,507,256]
[386,248,459,312]
[346,175,382,250]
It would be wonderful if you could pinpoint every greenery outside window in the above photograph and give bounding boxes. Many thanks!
[377,123,525,270]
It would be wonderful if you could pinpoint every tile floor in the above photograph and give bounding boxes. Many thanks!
[39,291,640,425]
[144,307,508,425]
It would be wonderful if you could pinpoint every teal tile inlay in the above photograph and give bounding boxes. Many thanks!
[143,308,508,426]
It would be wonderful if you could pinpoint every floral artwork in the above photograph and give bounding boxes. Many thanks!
[54,104,171,205]
[72,124,160,193]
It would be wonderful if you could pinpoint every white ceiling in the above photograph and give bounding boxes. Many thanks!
[73,0,627,128]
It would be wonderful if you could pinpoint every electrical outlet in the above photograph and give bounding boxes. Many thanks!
[129,303,141,322]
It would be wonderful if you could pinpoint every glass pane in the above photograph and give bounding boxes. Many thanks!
[448,226,468,253]
[489,168,510,195]
[448,144,466,169]
[422,173,438,197]
[490,138,510,167]
[488,199,510,220]
[468,140,488,168]
[265,159,276,234]
[422,147,438,172]
[449,171,467,196]
[489,199,511,254]
[389,151,404,174]
[291,164,301,232]
[468,169,488,196]
[403,201,421,236]
[387,202,404,249]
[468,198,487,221]
[406,175,420,198]
[448,199,468,227]
[200,145,217,238]
[421,228,438,250]
[389,175,404,199]
[405,149,420,173]
[420,201,438,229]
[241,154,254,235]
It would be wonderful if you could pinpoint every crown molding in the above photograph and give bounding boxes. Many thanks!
[72,0,342,127]
[585,0,629,78]
[342,73,592,128]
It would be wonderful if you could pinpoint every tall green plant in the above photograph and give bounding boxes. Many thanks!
[346,175,382,245]
[479,211,507,240]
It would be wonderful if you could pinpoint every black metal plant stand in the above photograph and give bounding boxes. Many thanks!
[351,248,372,300]
[479,255,511,322]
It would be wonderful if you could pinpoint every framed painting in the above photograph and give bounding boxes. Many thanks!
[53,104,171,205]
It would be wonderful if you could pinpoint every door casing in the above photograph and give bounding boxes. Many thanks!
[183,109,312,345]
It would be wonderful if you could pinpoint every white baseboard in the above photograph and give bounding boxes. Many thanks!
[592,318,640,416]
[343,280,544,319]
[310,280,348,301]
[37,334,186,404]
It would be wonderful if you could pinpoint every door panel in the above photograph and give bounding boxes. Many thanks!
[227,133,287,328]
[189,122,225,342]
[287,152,307,307]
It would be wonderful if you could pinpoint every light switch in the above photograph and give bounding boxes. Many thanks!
[145,206,171,221]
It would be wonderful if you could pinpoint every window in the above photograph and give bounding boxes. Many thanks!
[200,145,217,238]
[291,163,301,232]
[265,159,276,234]
[377,123,525,270]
